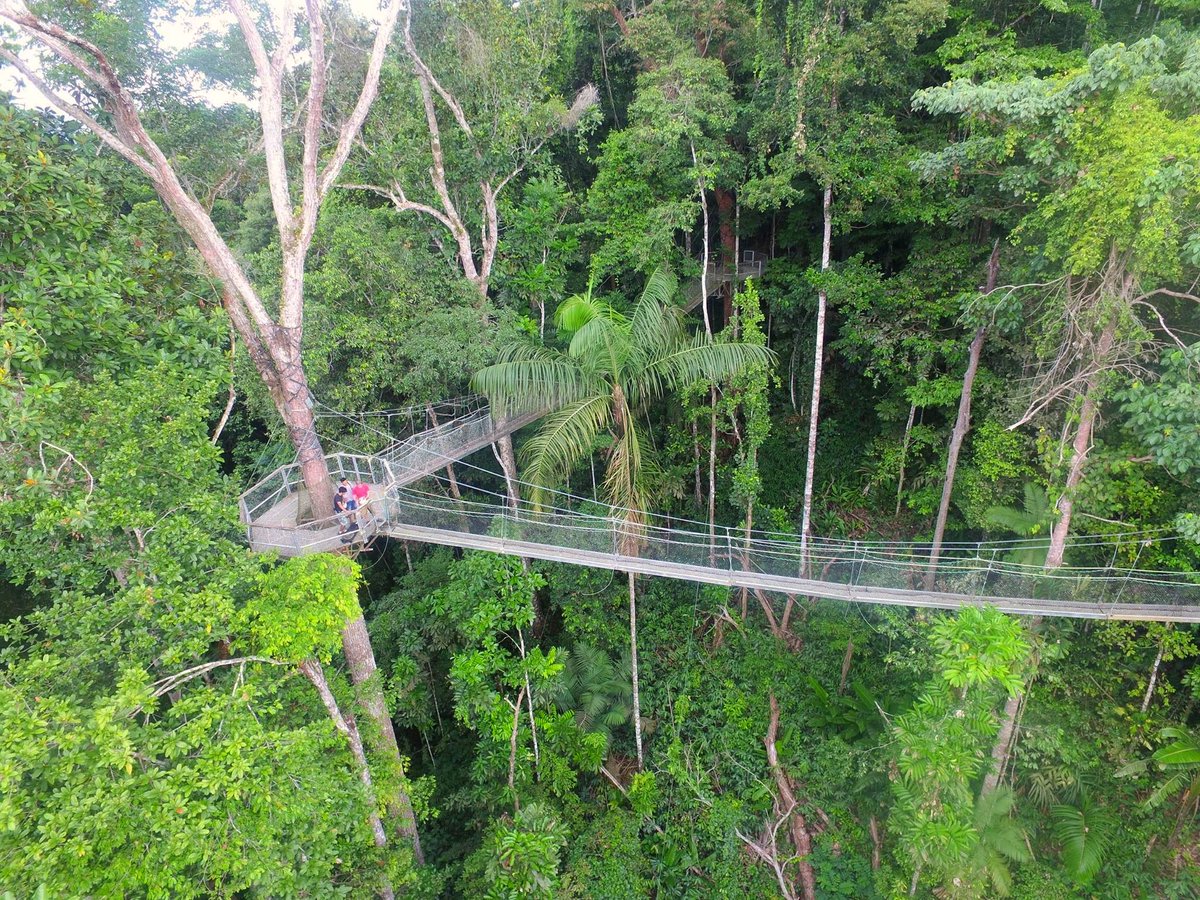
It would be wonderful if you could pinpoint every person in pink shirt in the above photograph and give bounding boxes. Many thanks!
[352,481,370,520]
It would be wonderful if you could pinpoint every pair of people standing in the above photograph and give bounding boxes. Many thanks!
[333,477,371,536]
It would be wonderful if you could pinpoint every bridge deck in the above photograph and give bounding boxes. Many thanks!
[381,521,1200,622]
[239,398,1200,622]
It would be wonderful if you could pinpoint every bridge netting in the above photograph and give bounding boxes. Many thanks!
[239,398,1200,619]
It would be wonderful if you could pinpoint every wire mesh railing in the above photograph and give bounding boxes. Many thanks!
[239,399,1200,614]
[375,479,1200,611]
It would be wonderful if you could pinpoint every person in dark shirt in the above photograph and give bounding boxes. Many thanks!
[333,485,350,533]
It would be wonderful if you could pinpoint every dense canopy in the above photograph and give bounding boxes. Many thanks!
[1,0,1199,897]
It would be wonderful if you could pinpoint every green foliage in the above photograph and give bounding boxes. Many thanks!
[243,555,363,664]
[1120,344,1200,477]
[474,803,569,899]
[553,642,632,754]
[890,607,1031,894]
[1050,792,1118,884]
[915,34,1200,281]
[0,102,223,427]
[930,606,1030,695]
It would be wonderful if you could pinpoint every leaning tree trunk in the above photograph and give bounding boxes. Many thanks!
[925,240,1000,590]
[1044,316,1117,568]
[343,615,425,863]
[983,311,1118,796]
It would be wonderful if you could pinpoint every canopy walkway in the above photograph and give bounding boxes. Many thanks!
[239,397,1200,623]
[683,253,767,312]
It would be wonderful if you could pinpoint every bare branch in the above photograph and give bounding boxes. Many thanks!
[1132,299,1190,351]
[318,0,402,198]
[152,656,284,698]
[38,441,95,494]
[403,4,473,138]
[228,0,295,238]
[0,47,154,177]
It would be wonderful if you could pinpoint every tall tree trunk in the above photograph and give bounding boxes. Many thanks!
[1044,316,1117,568]
[342,615,425,864]
[628,570,644,769]
[981,685,1028,797]
[894,402,917,517]
[704,331,718,562]
[1142,626,1170,714]
[300,658,395,900]
[793,182,832,604]
[494,434,522,514]
[692,141,713,339]
[925,240,1000,589]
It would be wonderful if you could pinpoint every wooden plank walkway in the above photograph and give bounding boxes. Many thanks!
[381,521,1200,623]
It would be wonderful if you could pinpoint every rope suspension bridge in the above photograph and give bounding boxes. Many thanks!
[239,397,1200,623]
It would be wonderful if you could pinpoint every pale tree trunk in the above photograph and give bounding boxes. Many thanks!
[0,4,426,861]
[981,686,1028,797]
[787,182,832,631]
[706,385,717,565]
[692,141,714,339]
[984,313,1117,796]
[300,657,396,900]
[925,240,1000,590]
[894,402,917,517]
[741,493,753,618]
[493,435,522,513]
[629,570,644,769]
[692,142,720,557]
[1142,627,1169,713]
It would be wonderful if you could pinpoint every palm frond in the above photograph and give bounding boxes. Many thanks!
[472,343,593,415]
[556,291,627,335]
[629,277,686,374]
[568,312,629,378]
[638,337,774,401]
[1051,796,1115,883]
[523,395,612,508]
[603,410,648,521]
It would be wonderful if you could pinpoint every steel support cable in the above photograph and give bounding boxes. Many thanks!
[380,431,1173,550]
[379,481,1199,598]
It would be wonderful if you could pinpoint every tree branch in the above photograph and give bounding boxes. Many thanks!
[228,0,295,239]
[403,4,473,138]
[0,47,154,177]
[318,0,401,198]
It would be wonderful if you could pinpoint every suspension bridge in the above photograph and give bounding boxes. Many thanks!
[239,397,1200,623]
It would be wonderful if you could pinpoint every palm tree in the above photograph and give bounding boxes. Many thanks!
[473,267,774,767]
